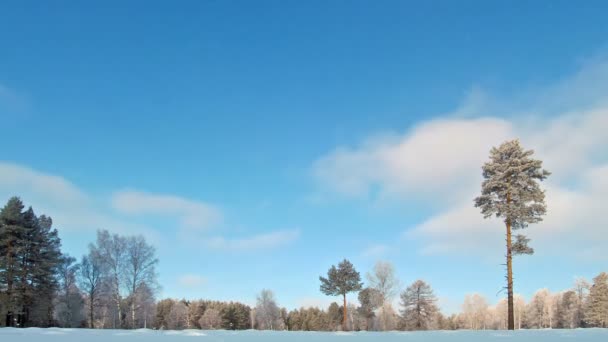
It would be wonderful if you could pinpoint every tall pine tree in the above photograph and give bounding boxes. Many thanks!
[319,259,363,331]
[474,140,550,330]
[0,197,62,327]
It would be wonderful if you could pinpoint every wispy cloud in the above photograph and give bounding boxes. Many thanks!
[313,116,513,204]
[177,274,207,288]
[0,162,87,205]
[0,162,159,244]
[314,57,608,259]
[204,229,300,252]
[111,190,222,231]
[362,244,390,258]
[0,161,299,255]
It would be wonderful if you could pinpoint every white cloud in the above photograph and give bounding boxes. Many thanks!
[204,229,300,252]
[314,57,608,259]
[0,162,298,255]
[314,117,513,203]
[0,162,162,246]
[0,162,87,206]
[362,244,390,258]
[177,274,207,288]
[111,190,222,231]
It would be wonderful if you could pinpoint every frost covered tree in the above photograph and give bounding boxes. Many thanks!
[95,230,127,328]
[474,139,550,330]
[462,293,489,330]
[255,289,282,330]
[167,301,189,330]
[327,302,343,330]
[574,277,590,327]
[124,235,158,328]
[527,288,552,328]
[77,250,105,328]
[585,272,608,327]
[514,294,526,329]
[554,290,579,329]
[366,261,400,331]
[319,259,363,330]
[399,280,438,330]
[199,308,222,329]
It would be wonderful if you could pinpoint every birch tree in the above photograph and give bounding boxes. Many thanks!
[366,261,400,331]
[474,139,550,330]
[462,293,488,330]
[574,277,590,327]
[77,250,105,328]
[124,235,158,328]
[95,230,127,328]
[254,289,281,330]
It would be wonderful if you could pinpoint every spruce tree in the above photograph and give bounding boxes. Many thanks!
[0,197,26,326]
[0,197,62,327]
[399,280,438,330]
[585,272,608,327]
[474,139,550,330]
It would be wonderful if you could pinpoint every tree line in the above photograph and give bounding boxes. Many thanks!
[1,196,608,331]
[155,260,608,331]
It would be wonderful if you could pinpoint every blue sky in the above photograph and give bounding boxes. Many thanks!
[1,1,608,313]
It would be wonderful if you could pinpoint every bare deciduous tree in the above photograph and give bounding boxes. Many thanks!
[78,248,105,328]
[95,230,127,328]
[124,235,158,328]
[366,261,400,331]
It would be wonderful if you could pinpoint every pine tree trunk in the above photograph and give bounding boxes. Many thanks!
[506,217,515,330]
[342,294,347,331]
[6,239,13,324]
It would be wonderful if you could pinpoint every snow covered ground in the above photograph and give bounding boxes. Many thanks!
[0,328,607,341]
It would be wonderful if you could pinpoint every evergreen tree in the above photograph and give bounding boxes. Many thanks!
[319,259,363,330]
[0,197,25,326]
[0,197,62,327]
[357,287,381,330]
[327,302,343,330]
[55,255,84,327]
[474,139,550,330]
[221,302,251,330]
[585,272,608,327]
[399,280,438,330]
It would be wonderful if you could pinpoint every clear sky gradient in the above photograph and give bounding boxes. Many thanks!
[1,1,607,313]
